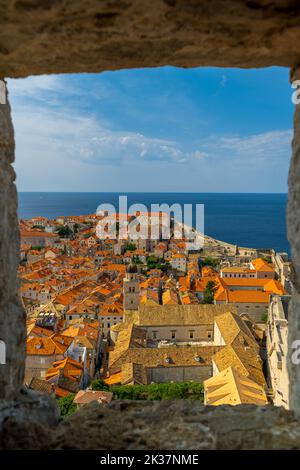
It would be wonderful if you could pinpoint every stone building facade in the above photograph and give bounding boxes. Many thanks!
[267,295,290,409]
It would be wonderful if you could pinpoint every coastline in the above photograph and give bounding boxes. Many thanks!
[17,192,289,254]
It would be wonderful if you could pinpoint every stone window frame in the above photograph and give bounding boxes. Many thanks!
[1,2,300,449]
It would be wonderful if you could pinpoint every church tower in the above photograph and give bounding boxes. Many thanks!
[123,264,140,311]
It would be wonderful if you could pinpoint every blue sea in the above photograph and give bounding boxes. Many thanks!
[18,193,289,254]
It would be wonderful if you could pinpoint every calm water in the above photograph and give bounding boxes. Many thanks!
[18,192,289,253]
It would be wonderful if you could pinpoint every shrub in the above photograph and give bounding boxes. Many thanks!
[261,313,268,323]
[110,382,204,402]
[125,243,136,251]
[146,255,169,271]
[202,257,219,269]
[90,378,110,391]
[57,393,76,419]
[56,225,73,238]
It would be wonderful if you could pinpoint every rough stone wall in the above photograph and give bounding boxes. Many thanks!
[2,399,300,450]
[50,401,300,450]
[288,66,300,416]
[0,87,25,399]
[1,0,300,78]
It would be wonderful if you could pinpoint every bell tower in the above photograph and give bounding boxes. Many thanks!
[123,264,140,311]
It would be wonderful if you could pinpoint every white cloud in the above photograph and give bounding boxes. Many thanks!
[7,74,291,192]
[7,74,113,106]
[201,130,292,163]
[11,97,291,178]
[11,104,196,169]
[192,150,209,160]
[7,75,210,168]
[8,75,65,100]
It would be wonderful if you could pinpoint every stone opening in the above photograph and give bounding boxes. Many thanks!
[1,0,300,449]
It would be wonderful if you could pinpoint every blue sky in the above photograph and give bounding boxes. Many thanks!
[7,66,293,192]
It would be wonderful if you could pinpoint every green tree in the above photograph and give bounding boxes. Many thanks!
[146,255,167,270]
[56,225,73,238]
[90,378,110,391]
[146,255,158,267]
[202,280,216,304]
[125,242,136,251]
[57,393,76,419]
[132,255,142,265]
[30,245,44,251]
[202,257,219,269]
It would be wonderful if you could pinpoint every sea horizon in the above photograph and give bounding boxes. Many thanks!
[18,192,290,254]
[18,191,288,194]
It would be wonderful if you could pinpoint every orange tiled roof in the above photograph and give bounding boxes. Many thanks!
[221,267,256,274]
[264,279,285,295]
[100,302,123,316]
[222,278,270,287]
[104,372,122,385]
[202,266,218,277]
[101,264,126,273]
[61,326,81,338]
[193,276,220,293]
[55,387,72,398]
[20,230,58,238]
[251,258,274,272]
[181,293,191,305]
[221,277,285,294]
[215,289,270,304]
[45,356,83,381]
[162,289,178,305]
[74,390,113,405]
[29,326,53,338]
[140,289,160,306]
[178,276,189,291]
[26,334,73,355]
